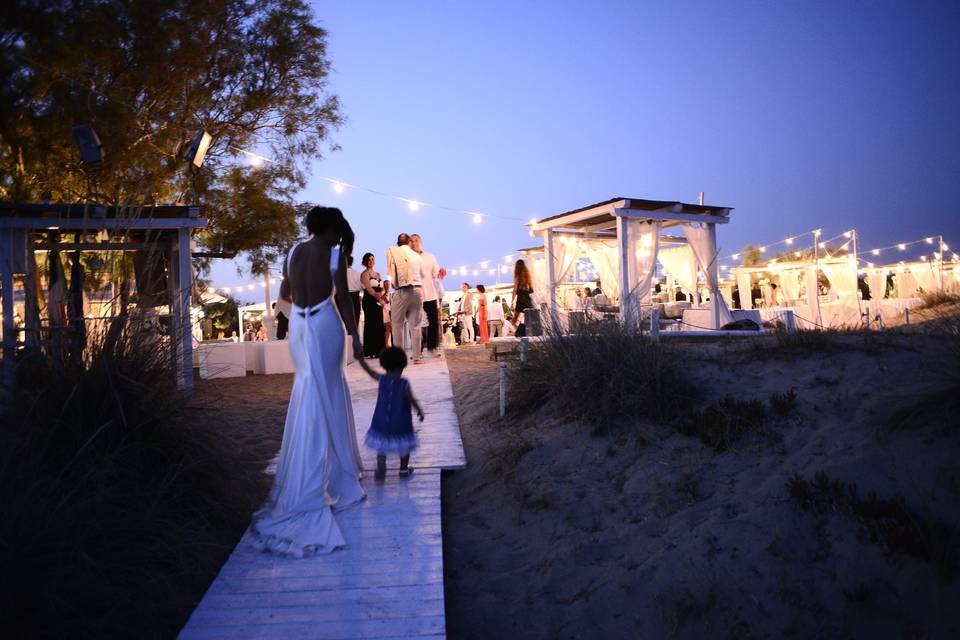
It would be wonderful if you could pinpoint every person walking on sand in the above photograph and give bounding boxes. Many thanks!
[457,283,475,344]
[384,234,425,364]
[488,294,504,337]
[360,347,424,480]
[251,206,365,557]
[476,284,489,344]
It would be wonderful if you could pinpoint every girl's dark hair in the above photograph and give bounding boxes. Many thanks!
[514,259,532,289]
[379,346,407,372]
[362,252,374,267]
[476,284,485,293]
[305,206,354,258]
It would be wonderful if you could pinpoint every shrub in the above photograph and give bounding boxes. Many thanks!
[1,310,267,638]
[917,290,960,310]
[770,389,797,417]
[680,396,766,451]
[507,320,696,428]
[787,471,958,579]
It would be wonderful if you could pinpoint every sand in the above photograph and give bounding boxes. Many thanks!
[441,335,960,639]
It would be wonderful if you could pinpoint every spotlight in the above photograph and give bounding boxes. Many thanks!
[72,123,104,165]
[186,130,212,167]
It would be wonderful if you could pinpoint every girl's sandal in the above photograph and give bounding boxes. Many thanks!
[374,456,387,481]
[399,468,414,479]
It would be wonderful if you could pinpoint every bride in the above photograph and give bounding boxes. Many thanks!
[250,206,366,557]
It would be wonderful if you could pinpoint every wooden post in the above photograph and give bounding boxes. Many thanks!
[708,223,721,330]
[498,361,506,417]
[903,308,910,326]
[519,336,528,364]
[650,306,660,342]
[543,228,557,327]
[1,230,16,410]
[784,310,796,334]
[176,228,193,395]
[616,215,632,327]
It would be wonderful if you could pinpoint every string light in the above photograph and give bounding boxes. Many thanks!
[898,244,906,250]
[406,200,420,212]
[472,213,484,224]
[332,181,345,194]
[785,237,793,245]
[926,237,934,244]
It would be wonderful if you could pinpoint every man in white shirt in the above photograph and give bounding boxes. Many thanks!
[410,233,441,356]
[487,294,505,337]
[457,283,475,344]
[384,233,424,362]
[346,255,363,326]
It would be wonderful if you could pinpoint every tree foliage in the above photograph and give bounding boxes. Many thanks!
[0,0,341,271]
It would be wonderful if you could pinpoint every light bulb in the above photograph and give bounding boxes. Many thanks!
[488,269,495,275]
[247,284,255,291]
[504,255,512,263]
[472,270,479,276]
[269,278,277,285]
[785,238,793,245]
[732,253,739,260]
[794,251,801,258]
[819,242,826,249]
[472,213,483,224]
[528,217,537,226]
[926,237,933,244]
[844,231,852,239]
[759,246,766,253]
[333,181,345,194]
[898,244,906,250]
[407,200,420,212]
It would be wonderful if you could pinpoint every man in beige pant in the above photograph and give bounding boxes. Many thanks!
[384,233,425,364]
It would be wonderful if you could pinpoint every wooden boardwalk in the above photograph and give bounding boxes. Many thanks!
[179,355,464,639]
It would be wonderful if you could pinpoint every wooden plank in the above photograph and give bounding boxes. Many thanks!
[179,359,463,639]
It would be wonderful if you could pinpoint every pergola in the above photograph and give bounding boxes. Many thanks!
[529,197,734,329]
[0,202,206,398]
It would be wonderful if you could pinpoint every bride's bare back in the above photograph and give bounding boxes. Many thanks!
[286,237,335,308]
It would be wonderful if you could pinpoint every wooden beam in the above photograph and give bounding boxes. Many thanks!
[0,217,207,230]
[543,228,558,320]
[616,216,632,327]
[530,201,624,232]
[614,208,730,225]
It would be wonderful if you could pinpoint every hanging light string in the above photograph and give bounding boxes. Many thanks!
[723,227,823,262]
[858,235,954,261]
[229,146,527,224]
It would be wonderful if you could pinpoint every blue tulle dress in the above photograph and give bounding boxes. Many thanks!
[365,375,419,454]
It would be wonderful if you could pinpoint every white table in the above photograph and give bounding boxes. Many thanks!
[197,342,246,379]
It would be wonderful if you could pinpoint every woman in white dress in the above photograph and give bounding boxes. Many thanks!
[250,207,366,557]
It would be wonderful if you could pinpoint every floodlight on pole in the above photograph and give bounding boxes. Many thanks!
[186,130,213,167]
[71,124,103,165]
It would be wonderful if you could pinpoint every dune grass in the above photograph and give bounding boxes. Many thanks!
[1,313,267,638]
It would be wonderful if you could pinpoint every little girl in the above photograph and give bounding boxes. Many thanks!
[360,347,424,480]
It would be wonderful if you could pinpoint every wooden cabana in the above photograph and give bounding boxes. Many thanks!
[529,197,733,329]
[0,203,206,398]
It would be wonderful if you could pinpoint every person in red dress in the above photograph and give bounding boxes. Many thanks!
[476,284,489,344]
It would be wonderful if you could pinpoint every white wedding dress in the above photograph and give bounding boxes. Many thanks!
[250,243,366,557]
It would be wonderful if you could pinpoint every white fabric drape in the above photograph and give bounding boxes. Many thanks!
[657,246,698,296]
[585,240,620,303]
[819,258,861,327]
[550,236,580,298]
[683,224,734,327]
[622,219,660,323]
[805,264,822,326]
[776,268,802,303]
[911,262,941,294]
[895,270,918,298]
[530,253,548,309]
[735,270,753,309]
[867,271,886,300]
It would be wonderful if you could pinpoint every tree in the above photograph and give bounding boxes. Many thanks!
[0,0,341,271]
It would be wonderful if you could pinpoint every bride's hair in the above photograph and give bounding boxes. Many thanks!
[305,206,355,258]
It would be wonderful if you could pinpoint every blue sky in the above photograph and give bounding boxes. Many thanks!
[211,0,960,292]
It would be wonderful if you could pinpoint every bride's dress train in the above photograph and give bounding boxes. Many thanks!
[250,245,365,557]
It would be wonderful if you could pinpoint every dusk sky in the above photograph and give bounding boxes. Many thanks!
[211,1,960,292]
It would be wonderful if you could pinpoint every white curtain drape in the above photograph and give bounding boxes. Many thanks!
[530,253,548,308]
[585,240,620,303]
[867,270,886,301]
[776,268,802,303]
[622,219,660,323]
[819,257,861,327]
[911,262,941,294]
[683,224,734,327]
[735,270,753,309]
[805,264,822,326]
[895,270,918,298]
[657,246,698,296]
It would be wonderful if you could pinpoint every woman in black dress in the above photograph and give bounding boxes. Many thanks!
[511,259,534,337]
[360,252,386,357]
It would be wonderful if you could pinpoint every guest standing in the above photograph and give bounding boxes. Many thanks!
[511,259,534,337]
[360,252,386,357]
[346,255,363,326]
[457,283,475,344]
[488,294,505,337]
[384,233,424,364]
[476,284,489,344]
[410,234,441,356]
[382,287,392,347]
[274,299,290,339]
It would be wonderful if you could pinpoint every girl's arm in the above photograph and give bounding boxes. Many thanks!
[406,386,425,422]
[358,357,380,380]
